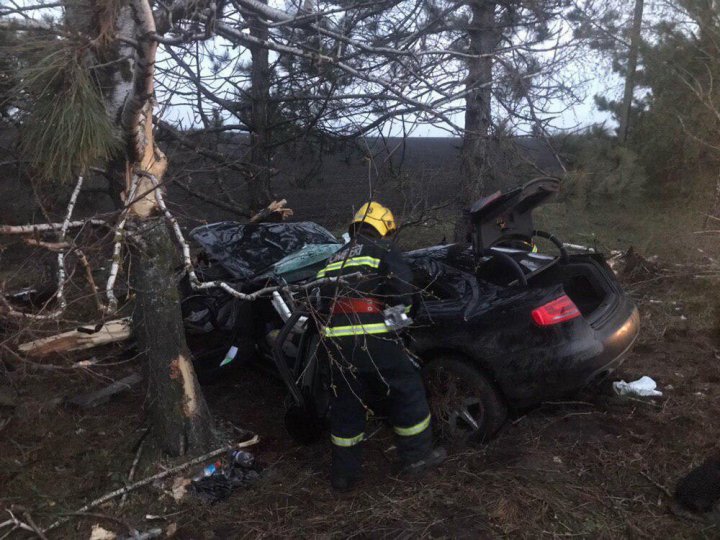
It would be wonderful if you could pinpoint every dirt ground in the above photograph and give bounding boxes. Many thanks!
[1,267,720,539]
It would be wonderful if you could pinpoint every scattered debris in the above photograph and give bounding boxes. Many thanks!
[90,524,117,540]
[675,456,720,513]
[563,243,595,253]
[42,435,260,534]
[165,523,177,537]
[64,373,143,409]
[170,477,192,502]
[613,376,663,397]
[18,318,131,357]
[189,449,263,504]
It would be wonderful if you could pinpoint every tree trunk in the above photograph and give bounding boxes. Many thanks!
[111,0,215,455]
[131,217,215,456]
[456,0,497,241]
[618,0,644,143]
[248,1,273,214]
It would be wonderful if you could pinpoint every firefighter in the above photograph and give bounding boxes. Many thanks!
[316,202,446,491]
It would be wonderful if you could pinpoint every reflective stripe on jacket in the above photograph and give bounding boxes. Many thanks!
[317,234,413,338]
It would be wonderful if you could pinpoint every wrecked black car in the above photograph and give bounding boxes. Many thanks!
[182,178,640,444]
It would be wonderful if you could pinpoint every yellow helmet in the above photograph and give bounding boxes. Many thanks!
[350,202,396,237]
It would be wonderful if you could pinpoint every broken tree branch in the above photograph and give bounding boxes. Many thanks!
[249,199,294,223]
[0,219,107,235]
[120,432,148,507]
[106,175,141,313]
[0,510,36,537]
[55,175,85,313]
[17,319,132,357]
[22,239,71,251]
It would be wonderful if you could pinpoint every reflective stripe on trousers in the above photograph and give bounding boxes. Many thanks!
[394,414,431,437]
[331,432,364,447]
[322,322,390,338]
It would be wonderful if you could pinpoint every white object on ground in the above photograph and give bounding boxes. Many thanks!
[220,346,239,367]
[613,376,663,397]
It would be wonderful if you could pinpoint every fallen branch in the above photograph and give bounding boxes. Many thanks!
[0,343,82,372]
[0,293,62,320]
[249,199,294,223]
[0,510,36,537]
[0,219,107,235]
[64,373,143,409]
[17,318,132,357]
[120,433,148,507]
[55,175,85,313]
[76,249,106,312]
[43,435,260,534]
[18,507,48,540]
[106,175,141,313]
[22,239,71,251]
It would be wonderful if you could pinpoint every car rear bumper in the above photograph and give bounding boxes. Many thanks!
[583,304,640,384]
[491,296,640,407]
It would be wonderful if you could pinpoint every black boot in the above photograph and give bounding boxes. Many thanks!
[331,474,360,492]
[399,447,447,477]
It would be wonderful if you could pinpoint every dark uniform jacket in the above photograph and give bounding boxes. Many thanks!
[316,234,414,337]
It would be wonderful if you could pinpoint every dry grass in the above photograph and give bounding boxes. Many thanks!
[2,198,720,538]
[3,266,718,538]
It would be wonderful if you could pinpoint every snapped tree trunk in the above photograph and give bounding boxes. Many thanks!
[131,217,214,455]
[108,0,215,455]
[456,0,497,242]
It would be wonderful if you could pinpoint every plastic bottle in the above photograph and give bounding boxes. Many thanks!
[193,460,222,481]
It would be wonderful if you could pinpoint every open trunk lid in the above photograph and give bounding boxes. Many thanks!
[469,177,560,253]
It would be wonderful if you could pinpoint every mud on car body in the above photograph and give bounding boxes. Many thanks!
[181,178,640,445]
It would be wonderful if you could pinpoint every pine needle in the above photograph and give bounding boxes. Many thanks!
[15,38,121,183]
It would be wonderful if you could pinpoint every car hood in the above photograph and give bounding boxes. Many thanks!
[190,221,340,281]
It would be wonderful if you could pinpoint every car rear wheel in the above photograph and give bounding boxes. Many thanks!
[423,356,507,445]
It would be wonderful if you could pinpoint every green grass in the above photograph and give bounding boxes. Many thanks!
[535,180,720,262]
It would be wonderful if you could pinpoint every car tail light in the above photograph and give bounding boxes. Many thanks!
[531,295,581,326]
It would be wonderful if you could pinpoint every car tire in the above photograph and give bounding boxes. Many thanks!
[422,356,507,446]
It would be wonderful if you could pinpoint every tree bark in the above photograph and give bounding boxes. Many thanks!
[131,217,215,456]
[618,0,644,143]
[247,1,273,213]
[111,0,215,455]
[456,0,497,241]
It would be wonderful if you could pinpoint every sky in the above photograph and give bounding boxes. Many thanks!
[6,0,627,138]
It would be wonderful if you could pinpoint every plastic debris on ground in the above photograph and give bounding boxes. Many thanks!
[189,449,262,504]
[612,375,663,397]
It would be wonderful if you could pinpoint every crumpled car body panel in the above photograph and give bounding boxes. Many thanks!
[190,221,339,281]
